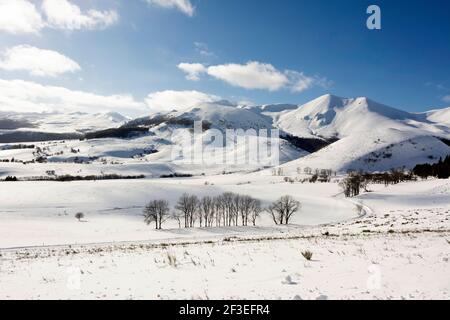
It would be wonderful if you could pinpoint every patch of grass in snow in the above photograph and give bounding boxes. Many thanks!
[166,251,177,268]
[301,250,313,261]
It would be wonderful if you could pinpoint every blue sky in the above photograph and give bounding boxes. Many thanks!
[0,0,449,116]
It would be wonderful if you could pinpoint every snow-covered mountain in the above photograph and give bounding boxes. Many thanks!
[0,94,449,174]
[274,94,450,172]
[424,107,450,126]
[275,94,448,139]
[165,101,273,131]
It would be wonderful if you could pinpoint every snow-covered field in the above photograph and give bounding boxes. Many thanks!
[0,175,357,248]
[0,176,448,300]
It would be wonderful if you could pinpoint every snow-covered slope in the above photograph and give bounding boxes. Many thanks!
[274,95,450,172]
[424,107,450,126]
[275,94,444,139]
[168,101,273,131]
[280,130,450,173]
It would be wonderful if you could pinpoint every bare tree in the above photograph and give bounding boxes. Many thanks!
[75,212,84,222]
[231,193,241,226]
[283,196,300,224]
[239,195,252,226]
[268,195,300,225]
[249,198,262,226]
[200,196,215,227]
[268,201,282,225]
[175,193,199,228]
[143,200,170,229]
[171,210,183,228]
[236,195,262,226]
[213,195,224,227]
[221,192,235,227]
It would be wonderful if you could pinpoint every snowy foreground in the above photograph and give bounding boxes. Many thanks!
[0,176,449,299]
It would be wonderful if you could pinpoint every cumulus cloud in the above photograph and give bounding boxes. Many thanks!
[42,0,118,30]
[207,61,288,91]
[0,79,146,115]
[178,61,332,93]
[0,45,81,77]
[146,0,195,17]
[0,0,118,34]
[177,63,206,81]
[0,0,44,34]
[145,90,220,113]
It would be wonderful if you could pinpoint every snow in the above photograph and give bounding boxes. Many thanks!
[275,94,444,139]
[0,177,357,248]
[170,101,274,131]
[425,107,450,126]
[279,130,450,173]
[0,94,449,300]
[271,94,450,172]
[0,177,448,299]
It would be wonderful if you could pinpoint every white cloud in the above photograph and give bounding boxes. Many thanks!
[42,0,118,30]
[0,0,118,34]
[442,95,450,103]
[178,61,332,93]
[0,45,81,77]
[287,71,333,93]
[177,62,206,81]
[0,0,44,34]
[145,90,220,112]
[207,61,289,91]
[0,79,146,115]
[146,0,195,17]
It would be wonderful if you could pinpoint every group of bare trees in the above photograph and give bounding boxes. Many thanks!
[143,193,300,230]
[339,173,368,197]
[267,195,300,224]
[172,192,263,229]
[143,200,170,230]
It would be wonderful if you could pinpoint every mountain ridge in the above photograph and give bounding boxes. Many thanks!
[1,94,449,173]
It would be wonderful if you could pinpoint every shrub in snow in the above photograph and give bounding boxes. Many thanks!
[282,275,297,285]
[301,250,313,261]
[166,251,177,267]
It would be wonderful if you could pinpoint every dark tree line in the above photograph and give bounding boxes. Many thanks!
[413,156,450,179]
[339,173,368,197]
[340,169,417,197]
[340,159,450,197]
